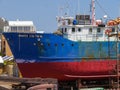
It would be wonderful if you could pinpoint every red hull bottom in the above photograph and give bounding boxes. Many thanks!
[17,60,117,81]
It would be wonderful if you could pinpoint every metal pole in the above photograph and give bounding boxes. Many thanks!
[92,0,96,25]
[117,26,119,89]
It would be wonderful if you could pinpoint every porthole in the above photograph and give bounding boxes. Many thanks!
[71,44,74,46]
[55,44,58,46]
[61,43,64,47]
[48,43,50,46]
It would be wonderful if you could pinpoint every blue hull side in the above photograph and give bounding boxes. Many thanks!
[3,33,119,63]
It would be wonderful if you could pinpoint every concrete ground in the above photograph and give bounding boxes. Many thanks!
[0,81,18,90]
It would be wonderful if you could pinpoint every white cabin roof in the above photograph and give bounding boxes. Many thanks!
[8,21,34,26]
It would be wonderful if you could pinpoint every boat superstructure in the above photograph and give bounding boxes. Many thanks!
[56,14,118,42]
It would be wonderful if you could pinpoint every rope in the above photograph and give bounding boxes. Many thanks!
[95,0,111,19]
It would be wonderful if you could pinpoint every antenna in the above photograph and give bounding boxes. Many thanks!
[77,0,80,14]
[119,6,120,17]
[59,6,64,16]
[65,0,69,16]
[91,0,96,25]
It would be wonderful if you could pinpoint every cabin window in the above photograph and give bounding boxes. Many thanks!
[18,26,23,30]
[24,26,30,31]
[97,28,101,33]
[78,28,81,32]
[112,28,115,32]
[65,28,67,32]
[72,28,75,33]
[61,28,64,33]
[89,28,92,33]
[11,26,17,31]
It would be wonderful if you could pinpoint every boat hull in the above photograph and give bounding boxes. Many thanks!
[3,33,120,81]
[17,59,117,81]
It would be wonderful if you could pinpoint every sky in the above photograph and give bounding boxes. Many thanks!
[0,0,120,32]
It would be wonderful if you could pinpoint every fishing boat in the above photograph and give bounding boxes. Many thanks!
[3,0,120,81]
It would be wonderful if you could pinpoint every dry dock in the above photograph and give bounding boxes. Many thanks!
[0,76,58,90]
[0,76,120,90]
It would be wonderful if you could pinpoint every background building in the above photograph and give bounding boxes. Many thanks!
[4,20,36,33]
[0,18,8,33]
[0,18,8,53]
[2,20,36,56]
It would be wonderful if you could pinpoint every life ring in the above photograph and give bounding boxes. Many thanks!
[105,29,112,35]
[107,20,115,26]
[107,18,120,26]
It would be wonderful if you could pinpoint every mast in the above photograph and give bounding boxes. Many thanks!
[92,0,96,25]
